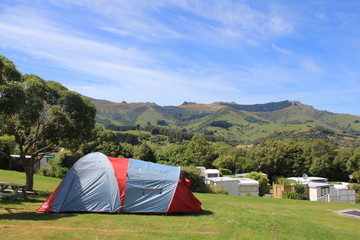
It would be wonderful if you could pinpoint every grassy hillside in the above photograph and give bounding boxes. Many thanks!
[1,169,360,239]
[88,98,360,144]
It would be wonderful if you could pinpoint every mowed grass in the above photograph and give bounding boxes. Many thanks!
[1,169,359,240]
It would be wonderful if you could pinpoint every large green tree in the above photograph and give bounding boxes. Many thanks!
[347,147,360,182]
[308,139,337,177]
[184,135,215,167]
[0,56,96,190]
[134,142,156,163]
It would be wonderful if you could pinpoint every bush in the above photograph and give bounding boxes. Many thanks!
[283,192,302,199]
[274,177,296,186]
[39,165,68,179]
[209,184,229,194]
[38,150,82,179]
[181,166,210,193]
[294,183,305,196]
[352,171,360,183]
[219,168,232,175]
[245,172,270,196]
[348,184,360,203]
[56,150,82,169]
[210,120,232,129]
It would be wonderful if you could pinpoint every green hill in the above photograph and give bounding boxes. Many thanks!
[87,98,360,145]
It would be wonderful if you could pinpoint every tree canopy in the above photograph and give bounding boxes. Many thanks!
[0,55,96,190]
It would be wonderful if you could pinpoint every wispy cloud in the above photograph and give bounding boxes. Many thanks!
[300,59,324,74]
[0,0,359,115]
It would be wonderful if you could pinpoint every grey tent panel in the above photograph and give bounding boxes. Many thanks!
[124,159,180,212]
[51,152,120,212]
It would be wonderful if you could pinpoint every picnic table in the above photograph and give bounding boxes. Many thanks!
[0,182,28,199]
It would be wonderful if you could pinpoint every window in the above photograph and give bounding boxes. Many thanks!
[207,173,219,178]
[321,187,329,196]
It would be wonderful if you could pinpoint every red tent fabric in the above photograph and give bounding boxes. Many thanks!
[167,173,203,213]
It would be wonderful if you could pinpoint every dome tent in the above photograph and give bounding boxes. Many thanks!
[37,152,203,213]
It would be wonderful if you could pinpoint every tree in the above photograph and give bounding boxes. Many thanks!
[331,148,352,181]
[155,143,187,166]
[184,135,215,167]
[0,56,96,190]
[212,143,247,174]
[308,140,337,178]
[347,148,360,172]
[134,142,156,163]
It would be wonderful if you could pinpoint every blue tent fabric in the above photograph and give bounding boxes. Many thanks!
[50,152,120,212]
[124,159,180,212]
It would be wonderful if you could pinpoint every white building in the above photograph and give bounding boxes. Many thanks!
[10,153,56,170]
[204,169,220,178]
[204,169,221,185]
[207,177,259,196]
[238,178,259,196]
[302,182,355,204]
[207,177,240,195]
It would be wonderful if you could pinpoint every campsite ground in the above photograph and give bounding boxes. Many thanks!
[0,169,359,240]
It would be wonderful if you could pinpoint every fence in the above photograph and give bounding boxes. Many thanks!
[272,184,309,199]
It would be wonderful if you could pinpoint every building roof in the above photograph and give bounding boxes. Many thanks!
[300,181,333,188]
[205,169,220,174]
[238,178,259,185]
[208,177,239,182]
[208,177,259,185]
[235,173,268,178]
[287,177,328,183]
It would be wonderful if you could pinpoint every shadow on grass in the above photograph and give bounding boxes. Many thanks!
[121,209,214,217]
[166,209,213,217]
[0,209,213,221]
[0,211,76,221]
[0,197,46,205]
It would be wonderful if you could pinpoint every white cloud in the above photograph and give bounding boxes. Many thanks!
[271,44,292,55]
[0,1,359,116]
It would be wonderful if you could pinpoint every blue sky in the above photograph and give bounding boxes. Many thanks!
[1,0,360,115]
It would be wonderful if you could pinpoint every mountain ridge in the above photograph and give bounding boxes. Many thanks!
[86,97,360,145]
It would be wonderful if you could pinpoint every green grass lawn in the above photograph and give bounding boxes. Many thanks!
[1,169,359,240]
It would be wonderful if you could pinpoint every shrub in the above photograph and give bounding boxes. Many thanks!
[352,171,360,183]
[348,184,360,203]
[55,150,82,169]
[38,150,82,179]
[39,165,68,179]
[181,166,210,193]
[274,177,296,186]
[283,192,302,199]
[294,183,305,196]
[209,184,229,194]
[210,120,232,129]
[219,168,232,175]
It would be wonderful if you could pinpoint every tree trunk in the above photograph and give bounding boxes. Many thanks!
[23,164,35,191]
